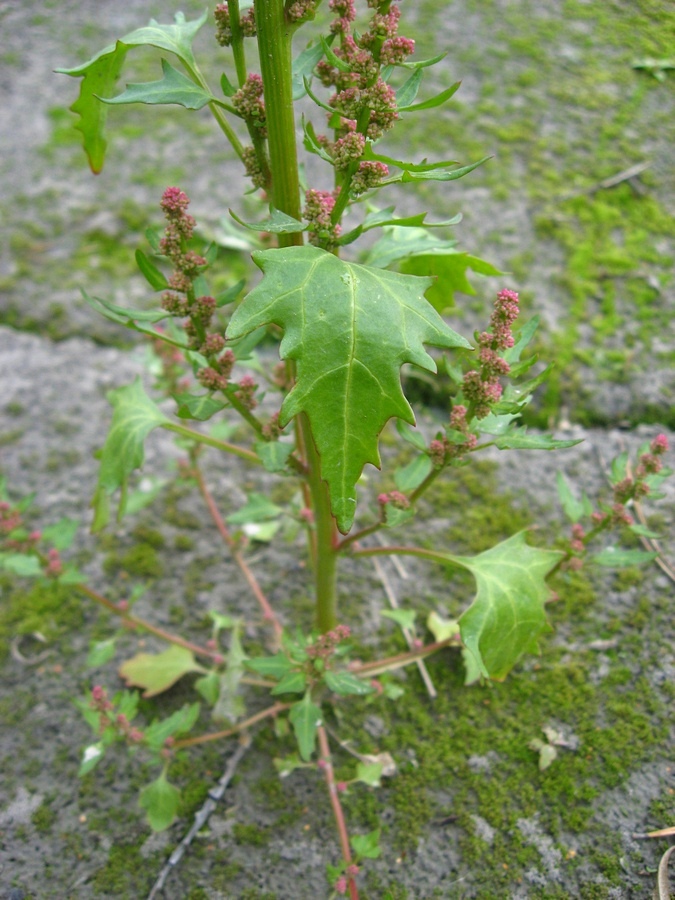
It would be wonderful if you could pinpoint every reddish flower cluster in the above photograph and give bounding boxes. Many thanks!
[234,373,259,411]
[232,74,267,135]
[304,188,342,247]
[286,0,318,22]
[89,686,144,744]
[306,624,351,660]
[214,3,256,46]
[429,405,477,467]
[462,289,520,419]
[158,188,234,392]
[378,490,410,509]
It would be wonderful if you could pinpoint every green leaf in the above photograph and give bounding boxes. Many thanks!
[144,702,201,751]
[289,692,322,761]
[400,249,504,311]
[86,639,117,668]
[395,419,428,452]
[220,71,237,97]
[592,547,658,567]
[493,431,582,451]
[226,246,470,532]
[394,453,431,491]
[444,532,563,681]
[556,472,593,523]
[0,553,41,576]
[229,207,306,234]
[255,440,294,473]
[426,611,460,642]
[320,35,352,72]
[195,671,221,705]
[226,493,283,524]
[381,609,417,631]
[292,41,325,99]
[41,517,79,551]
[396,157,491,184]
[92,378,171,531]
[610,451,629,485]
[119,644,206,698]
[212,624,247,723]
[324,671,376,696]
[246,653,294,679]
[398,80,461,112]
[395,68,423,108]
[628,523,662,539]
[351,828,382,859]
[139,772,181,831]
[103,58,213,109]
[271,670,307,696]
[57,11,208,172]
[356,761,383,787]
[135,249,169,290]
[173,392,228,421]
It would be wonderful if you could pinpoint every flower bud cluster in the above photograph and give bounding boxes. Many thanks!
[429,405,477,467]
[242,145,266,190]
[304,188,342,248]
[377,490,410,509]
[462,289,519,419]
[306,624,351,660]
[350,159,389,195]
[286,0,318,22]
[234,373,259,411]
[261,412,283,441]
[157,188,234,390]
[90,685,145,745]
[214,3,256,46]
[233,74,266,135]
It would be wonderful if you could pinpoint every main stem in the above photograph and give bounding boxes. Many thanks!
[255,0,340,632]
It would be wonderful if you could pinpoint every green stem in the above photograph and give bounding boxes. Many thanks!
[228,0,249,87]
[163,422,261,464]
[254,0,303,246]
[188,62,246,161]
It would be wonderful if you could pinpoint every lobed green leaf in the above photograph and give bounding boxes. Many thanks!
[102,58,213,109]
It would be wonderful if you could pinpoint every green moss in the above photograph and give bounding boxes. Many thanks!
[103,543,162,579]
[232,822,270,846]
[91,841,156,895]
[31,801,57,834]
[0,581,85,659]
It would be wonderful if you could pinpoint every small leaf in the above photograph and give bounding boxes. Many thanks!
[592,547,658,567]
[102,58,213,108]
[292,41,325,99]
[394,454,431,491]
[398,80,461,112]
[0,553,42,576]
[87,639,117,668]
[255,440,294,473]
[220,71,236,97]
[324,671,376,696]
[382,505,414,528]
[446,533,563,681]
[119,645,206,697]
[92,378,171,531]
[139,772,181,831]
[395,419,428,451]
[135,249,169,290]
[226,493,283,524]
[427,611,460,642]
[246,653,294,679]
[173,392,228,421]
[400,247,504,311]
[289,692,322,761]
[351,828,381,859]
[395,68,423,108]
[229,207,306,234]
[40,517,80,551]
[493,431,582,451]
[212,624,247,723]
[195,671,220,705]
[628,523,661,539]
[381,609,417,631]
[273,753,308,777]
[271,670,307,695]
[556,472,593,523]
[144,702,201,751]
[529,738,558,771]
[610,451,629,485]
[356,761,383,787]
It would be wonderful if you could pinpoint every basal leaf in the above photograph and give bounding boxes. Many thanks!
[226,246,470,532]
[56,11,207,171]
[444,532,563,680]
[289,692,322,761]
[92,378,171,531]
[119,644,206,697]
[139,772,181,831]
[102,58,213,109]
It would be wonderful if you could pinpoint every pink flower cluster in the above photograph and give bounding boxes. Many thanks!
[158,188,235,392]
[90,686,145,744]
[429,404,478,467]
[232,74,266,136]
[304,188,342,247]
[462,289,520,419]
[306,624,351,660]
[214,3,256,46]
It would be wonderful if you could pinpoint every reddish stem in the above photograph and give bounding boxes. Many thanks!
[317,726,359,900]
[77,584,222,662]
[193,465,283,644]
[174,701,291,749]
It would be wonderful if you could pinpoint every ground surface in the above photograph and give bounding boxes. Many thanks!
[0,1,674,898]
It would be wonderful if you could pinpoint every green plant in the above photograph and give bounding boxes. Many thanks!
[1,2,670,897]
